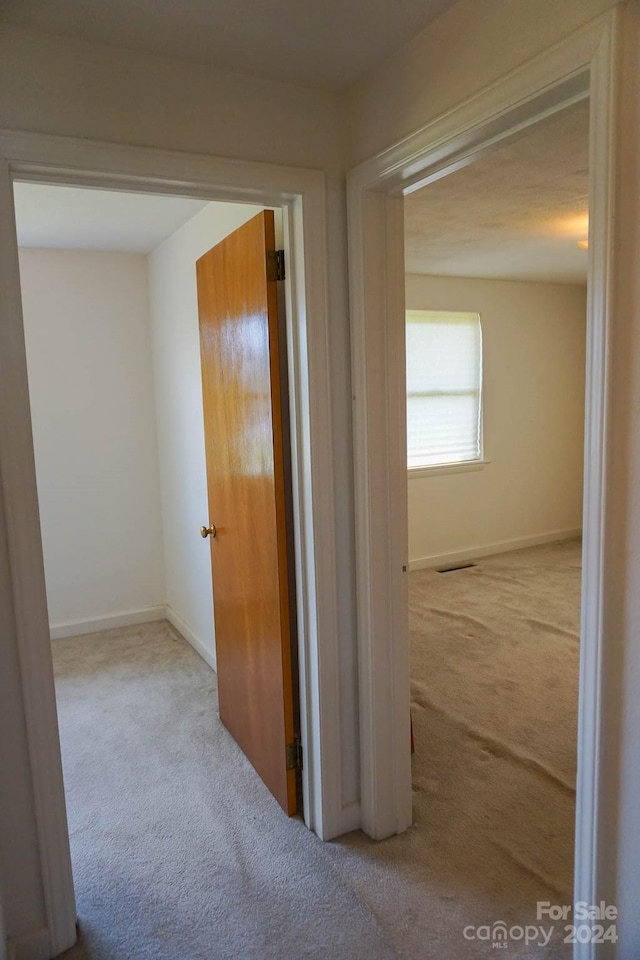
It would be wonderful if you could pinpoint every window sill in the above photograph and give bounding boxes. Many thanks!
[408,459,490,479]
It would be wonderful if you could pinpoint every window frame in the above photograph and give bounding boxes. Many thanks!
[405,308,485,477]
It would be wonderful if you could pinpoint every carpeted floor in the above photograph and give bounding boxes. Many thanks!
[53,538,581,959]
[324,538,581,959]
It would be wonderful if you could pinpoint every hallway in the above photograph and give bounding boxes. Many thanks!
[53,622,396,960]
[54,540,580,959]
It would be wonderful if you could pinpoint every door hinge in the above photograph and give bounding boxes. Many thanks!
[266,249,286,282]
[286,736,303,772]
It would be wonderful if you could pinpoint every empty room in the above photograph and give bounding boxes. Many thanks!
[12,182,342,958]
[403,102,589,950]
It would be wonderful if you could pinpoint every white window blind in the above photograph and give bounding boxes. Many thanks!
[406,310,483,469]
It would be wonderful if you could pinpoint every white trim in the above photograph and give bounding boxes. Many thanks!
[6,929,50,960]
[349,184,412,840]
[0,131,344,955]
[348,15,618,960]
[280,197,344,841]
[408,458,490,479]
[50,604,220,676]
[348,15,603,195]
[339,801,362,835]
[573,14,618,954]
[50,606,166,641]
[0,157,76,958]
[408,528,582,572]
[165,606,217,674]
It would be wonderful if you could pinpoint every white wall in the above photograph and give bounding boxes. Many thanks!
[19,248,166,634]
[406,274,587,567]
[600,3,640,947]
[0,33,357,804]
[0,29,359,948]
[348,1,640,952]
[3,1,639,951]
[147,202,265,671]
[345,0,618,166]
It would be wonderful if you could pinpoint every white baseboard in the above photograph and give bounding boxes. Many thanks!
[7,928,50,960]
[165,605,217,673]
[409,528,582,572]
[50,603,218,673]
[50,605,166,640]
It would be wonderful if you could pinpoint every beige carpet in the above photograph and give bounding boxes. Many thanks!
[53,538,580,959]
[324,538,581,959]
[53,621,400,960]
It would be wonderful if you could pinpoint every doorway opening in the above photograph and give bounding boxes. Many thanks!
[0,132,342,956]
[347,18,616,953]
[404,99,589,947]
[12,181,305,951]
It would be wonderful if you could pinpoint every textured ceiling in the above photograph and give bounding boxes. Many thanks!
[404,100,590,284]
[13,183,210,253]
[0,0,458,91]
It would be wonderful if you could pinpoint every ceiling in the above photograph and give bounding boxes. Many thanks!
[404,100,590,284]
[13,183,211,253]
[14,102,590,276]
[0,0,458,92]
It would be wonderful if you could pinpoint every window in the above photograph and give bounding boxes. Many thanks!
[406,310,483,470]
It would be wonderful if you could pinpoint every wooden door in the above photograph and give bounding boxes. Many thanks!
[196,211,299,815]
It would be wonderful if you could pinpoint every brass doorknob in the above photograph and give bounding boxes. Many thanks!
[200,524,217,539]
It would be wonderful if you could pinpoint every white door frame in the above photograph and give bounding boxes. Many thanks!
[347,7,618,952]
[0,131,343,956]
